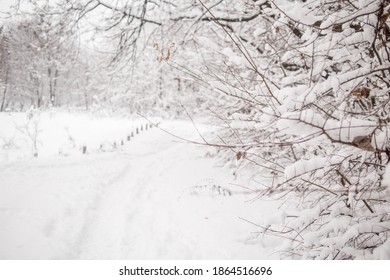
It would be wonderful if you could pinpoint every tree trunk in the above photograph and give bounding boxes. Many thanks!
[53,68,58,105]
[84,74,90,110]
[37,88,42,108]
[48,67,57,107]
[0,85,7,112]
[0,68,9,112]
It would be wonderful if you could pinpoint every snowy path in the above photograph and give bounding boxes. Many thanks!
[75,135,193,259]
[0,120,279,259]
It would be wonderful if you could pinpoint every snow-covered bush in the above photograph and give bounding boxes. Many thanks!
[172,0,390,259]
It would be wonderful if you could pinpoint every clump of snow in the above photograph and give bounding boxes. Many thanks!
[285,157,327,180]
[374,238,390,259]
[279,2,322,25]
[383,164,390,189]
[197,36,219,51]
[221,47,246,66]
[372,129,389,150]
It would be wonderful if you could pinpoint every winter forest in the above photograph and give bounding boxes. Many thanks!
[0,0,390,260]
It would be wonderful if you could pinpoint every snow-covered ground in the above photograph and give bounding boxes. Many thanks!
[0,111,281,259]
[0,110,151,161]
